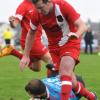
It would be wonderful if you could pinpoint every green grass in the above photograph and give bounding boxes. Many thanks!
[0,54,100,100]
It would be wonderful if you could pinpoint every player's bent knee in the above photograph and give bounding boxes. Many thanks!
[30,66,41,72]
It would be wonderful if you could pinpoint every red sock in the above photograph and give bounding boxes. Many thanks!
[74,82,95,100]
[60,75,72,100]
[11,49,23,59]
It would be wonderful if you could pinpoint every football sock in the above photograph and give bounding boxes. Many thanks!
[11,49,23,59]
[60,75,72,100]
[73,82,95,100]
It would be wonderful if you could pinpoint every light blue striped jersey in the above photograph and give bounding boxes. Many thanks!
[42,76,79,100]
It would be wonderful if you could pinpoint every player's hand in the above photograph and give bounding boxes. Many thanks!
[58,35,69,46]
[9,16,17,28]
[58,32,79,46]
[9,16,15,22]
[19,55,30,71]
[67,32,79,39]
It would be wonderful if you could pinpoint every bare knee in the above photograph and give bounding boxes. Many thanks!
[29,64,41,72]
[60,56,75,76]
[41,52,53,63]
[30,67,41,72]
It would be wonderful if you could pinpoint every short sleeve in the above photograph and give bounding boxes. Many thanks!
[30,10,40,30]
[61,0,80,23]
[15,2,26,21]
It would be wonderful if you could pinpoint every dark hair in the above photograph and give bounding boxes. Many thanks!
[25,79,46,95]
[32,0,48,4]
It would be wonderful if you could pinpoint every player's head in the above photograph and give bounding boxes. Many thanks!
[25,79,47,99]
[32,0,53,15]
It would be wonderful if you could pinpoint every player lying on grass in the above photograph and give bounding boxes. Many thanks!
[25,75,88,100]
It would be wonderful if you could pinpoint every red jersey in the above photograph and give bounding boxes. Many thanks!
[30,0,80,47]
[15,0,42,43]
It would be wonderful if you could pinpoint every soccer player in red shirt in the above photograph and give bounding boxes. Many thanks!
[20,0,97,99]
[0,0,53,75]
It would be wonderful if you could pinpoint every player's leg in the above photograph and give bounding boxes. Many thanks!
[72,73,84,99]
[29,41,59,76]
[58,41,78,100]
[29,56,55,73]
[27,43,50,72]
[0,44,34,70]
[59,40,98,100]
[60,55,74,100]
[29,58,42,71]
[29,52,55,74]
[46,51,60,77]
[60,57,98,100]
[30,45,60,77]
[72,70,98,100]
[74,75,85,99]
[0,44,22,59]
[0,41,47,73]
[40,51,57,77]
[68,41,98,100]
[41,51,53,64]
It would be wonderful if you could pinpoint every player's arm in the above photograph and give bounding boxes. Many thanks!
[9,2,26,28]
[65,0,87,37]
[19,21,38,70]
[60,18,87,43]
[59,0,87,46]
[24,9,39,57]
[19,28,37,70]
[62,0,87,38]
[19,9,39,70]
[25,28,37,57]
[74,17,87,38]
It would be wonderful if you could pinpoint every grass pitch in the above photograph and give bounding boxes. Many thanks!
[0,53,100,100]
